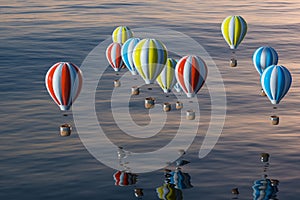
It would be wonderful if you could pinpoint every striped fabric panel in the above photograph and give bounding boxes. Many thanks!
[148,39,157,81]
[140,39,151,82]
[45,62,61,106]
[70,63,83,105]
[277,66,291,102]
[235,16,246,48]
[221,16,232,47]
[175,56,188,94]
[151,39,167,84]
[184,56,194,95]
[52,63,63,106]
[261,66,273,102]
[133,39,147,79]
[166,58,177,90]
[194,56,208,94]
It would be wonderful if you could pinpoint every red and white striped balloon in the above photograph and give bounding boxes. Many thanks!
[106,42,123,72]
[45,62,83,111]
[175,55,208,98]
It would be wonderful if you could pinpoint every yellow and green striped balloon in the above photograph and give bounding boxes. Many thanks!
[221,16,247,50]
[132,38,168,84]
[112,26,133,44]
[156,58,177,93]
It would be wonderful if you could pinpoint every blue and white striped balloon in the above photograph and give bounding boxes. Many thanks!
[121,38,140,75]
[261,65,292,105]
[253,46,278,76]
[174,82,182,93]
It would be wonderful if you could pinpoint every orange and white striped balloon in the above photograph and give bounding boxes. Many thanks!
[45,62,83,111]
[106,42,123,72]
[175,55,208,98]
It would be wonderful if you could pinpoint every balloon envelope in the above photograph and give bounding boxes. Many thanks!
[112,26,133,44]
[175,55,208,98]
[45,62,83,111]
[121,38,140,75]
[132,38,168,84]
[157,58,177,93]
[221,15,247,50]
[106,42,123,72]
[261,65,292,105]
[253,46,278,76]
[174,82,182,93]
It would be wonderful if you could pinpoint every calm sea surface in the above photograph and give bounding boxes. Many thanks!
[1,0,300,199]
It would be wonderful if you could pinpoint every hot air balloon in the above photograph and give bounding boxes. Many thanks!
[157,58,177,93]
[113,171,138,186]
[261,65,292,125]
[112,26,133,44]
[106,42,123,72]
[121,38,140,75]
[221,15,247,50]
[132,38,168,84]
[174,82,182,93]
[253,46,278,76]
[221,15,247,67]
[175,55,208,98]
[156,183,183,200]
[261,65,292,105]
[169,169,193,190]
[253,46,279,96]
[45,62,83,111]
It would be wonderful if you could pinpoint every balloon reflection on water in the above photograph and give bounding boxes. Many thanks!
[156,154,192,200]
[169,168,193,190]
[252,153,279,200]
[115,147,144,199]
[113,170,138,186]
[157,183,183,200]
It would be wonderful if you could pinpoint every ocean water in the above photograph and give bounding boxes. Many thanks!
[1,0,300,199]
